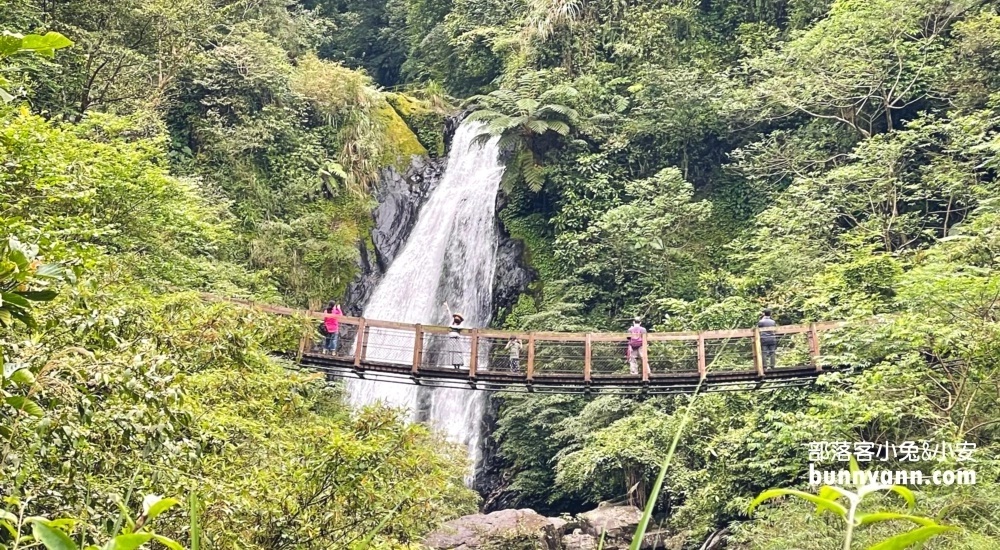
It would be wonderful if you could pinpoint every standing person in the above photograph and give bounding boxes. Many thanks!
[323,301,342,354]
[504,336,523,372]
[758,308,777,369]
[626,317,647,375]
[443,302,465,369]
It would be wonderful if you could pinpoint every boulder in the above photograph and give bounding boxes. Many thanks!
[562,532,598,550]
[579,504,643,541]
[423,508,559,550]
[548,516,569,536]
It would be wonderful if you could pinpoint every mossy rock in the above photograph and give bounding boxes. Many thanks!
[374,96,428,170]
[385,92,447,158]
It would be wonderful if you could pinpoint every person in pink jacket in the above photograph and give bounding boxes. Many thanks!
[323,301,342,354]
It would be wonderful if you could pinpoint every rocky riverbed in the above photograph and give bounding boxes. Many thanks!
[423,503,681,550]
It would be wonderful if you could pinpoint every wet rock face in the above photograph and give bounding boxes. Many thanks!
[492,234,532,316]
[371,155,442,271]
[423,508,559,550]
[343,155,443,315]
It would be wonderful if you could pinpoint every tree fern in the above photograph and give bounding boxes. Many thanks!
[463,79,579,193]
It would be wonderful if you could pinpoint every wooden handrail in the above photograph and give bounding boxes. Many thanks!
[203,293,853,379]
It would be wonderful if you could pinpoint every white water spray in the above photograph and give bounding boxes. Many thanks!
[346,121,503,477]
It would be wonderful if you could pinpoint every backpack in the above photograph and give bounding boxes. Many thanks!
[628,336,643,349]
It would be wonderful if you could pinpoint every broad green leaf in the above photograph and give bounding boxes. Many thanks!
[866,525,958,550]
[151,535,183,550]
[9,368,35,386]
[102,533,153,550]
[141,496,179,523]
[31,521,77,550]
[1,518,17,538]
[20,290,58,301]
[0,33,24,56]
[34,264,66,279]
[19,32,74,57]
[1,292,31,309]
[748,489,848,518]
[5,396,44,417]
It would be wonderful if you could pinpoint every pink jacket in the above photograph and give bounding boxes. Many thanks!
[324,306,342,332]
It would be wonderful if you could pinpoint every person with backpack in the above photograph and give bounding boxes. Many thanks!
[758,308,778,369]
[626,317,647,375]
[322,301,342,354]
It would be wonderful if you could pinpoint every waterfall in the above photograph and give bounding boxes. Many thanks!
[346,121,503,478]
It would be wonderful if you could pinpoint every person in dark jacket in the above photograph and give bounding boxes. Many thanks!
[758,308,777,369]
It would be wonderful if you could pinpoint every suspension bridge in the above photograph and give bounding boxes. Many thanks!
[209,295,850,395]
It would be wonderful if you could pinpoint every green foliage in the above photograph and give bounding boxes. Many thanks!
[466,72,580,192]
[0,31,72,102]
[748,462,958,550]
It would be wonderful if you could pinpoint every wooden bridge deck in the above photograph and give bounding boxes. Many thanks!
[203,294,848,394]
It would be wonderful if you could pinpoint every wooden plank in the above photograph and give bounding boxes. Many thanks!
[697,333,706,379]
[354,318,367,368]
[809,322,822,372]
[584,334,592,383]
[526,333,536,381]
[641,332,650,382]
[412,324,423,375]
[469,329,479,379]
[753,327,764,377]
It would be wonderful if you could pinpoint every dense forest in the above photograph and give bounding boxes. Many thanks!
[2,0,1000,548]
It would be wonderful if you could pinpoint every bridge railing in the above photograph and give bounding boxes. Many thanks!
[292,308,845,382]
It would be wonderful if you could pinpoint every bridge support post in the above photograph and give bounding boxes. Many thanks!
[641,332,650,382]
[809,322,821,372]
[584,334,592,383]
[354,318,367,368]
[412,324,423,375]
[526,333,535,381]
[297,323,310,363]
[753,327,764,377]
[469,329,479,379]
[697,333,706,379]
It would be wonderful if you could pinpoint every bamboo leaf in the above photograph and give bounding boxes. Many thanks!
[866,525,958,550]
[748,489,848,518]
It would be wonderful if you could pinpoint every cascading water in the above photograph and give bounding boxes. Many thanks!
[346,121,503,478]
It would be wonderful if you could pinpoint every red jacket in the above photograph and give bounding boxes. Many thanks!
[324,306,342,332]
